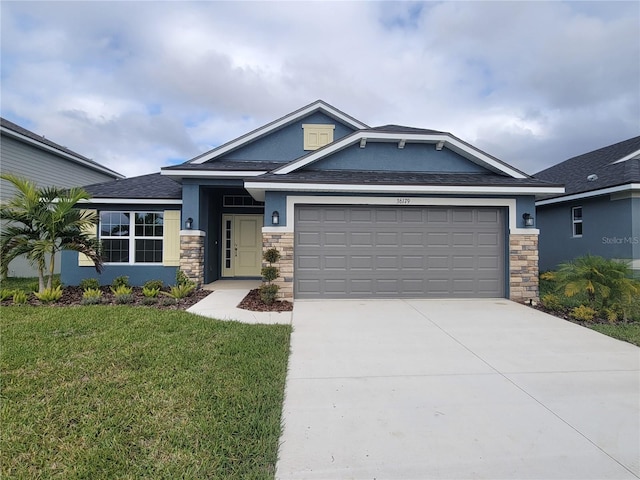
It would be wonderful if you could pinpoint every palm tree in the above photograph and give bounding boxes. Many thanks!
[1,174,103,292]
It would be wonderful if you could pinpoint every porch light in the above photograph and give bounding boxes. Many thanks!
[271,211,280,225]
[522,213,534,227]
[185,217,193,230]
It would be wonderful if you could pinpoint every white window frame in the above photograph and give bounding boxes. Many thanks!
[100,211,164,264]
[572,206,583,237]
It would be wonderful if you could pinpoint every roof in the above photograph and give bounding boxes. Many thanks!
[83,173,182,200]
[535,136,640,202]
[1,117,124,179]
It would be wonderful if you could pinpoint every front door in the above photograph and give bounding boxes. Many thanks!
[222,214,263,277]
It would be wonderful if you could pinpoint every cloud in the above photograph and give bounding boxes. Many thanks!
[1,1,638,178]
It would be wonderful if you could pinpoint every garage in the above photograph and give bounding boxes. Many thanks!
[294,205,506,299]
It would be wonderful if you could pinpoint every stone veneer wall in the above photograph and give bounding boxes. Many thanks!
[263,231,294,301]
[180,231,205,288]
[509,233,539,302]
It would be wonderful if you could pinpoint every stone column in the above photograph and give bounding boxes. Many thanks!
[263,231,294,301]
[180,230,206,288]
[509,233,539,303]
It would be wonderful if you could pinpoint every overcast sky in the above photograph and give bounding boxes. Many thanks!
[1,1,638,179]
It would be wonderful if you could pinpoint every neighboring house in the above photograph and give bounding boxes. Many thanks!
[1,117,124,277]
[535,136,640,274]
[62,101,562,301]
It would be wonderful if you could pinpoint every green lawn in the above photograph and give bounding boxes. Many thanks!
[589,322,640,347]
[1,306,291,479]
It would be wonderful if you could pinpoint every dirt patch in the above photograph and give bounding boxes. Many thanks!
[237,289,293,312]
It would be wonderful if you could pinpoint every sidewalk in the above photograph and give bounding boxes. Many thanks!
[187,280,292,325]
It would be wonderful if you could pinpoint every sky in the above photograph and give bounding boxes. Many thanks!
[1,1,638,179]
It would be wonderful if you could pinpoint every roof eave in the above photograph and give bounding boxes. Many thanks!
[536,183,640,207]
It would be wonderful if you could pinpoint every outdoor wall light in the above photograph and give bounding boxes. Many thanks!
[271,211,280,225]
[522,212,534,227]
[185,217,193,230]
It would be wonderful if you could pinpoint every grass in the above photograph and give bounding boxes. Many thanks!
[589,323,640,347]
[1,306,291,479]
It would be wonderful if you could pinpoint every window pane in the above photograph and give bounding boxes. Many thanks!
[573,207,582,220]
[100,212,129,236]
[102,239,129,263]
[574,223,583,236]
[135,212,163,237]
[135,239,163,263]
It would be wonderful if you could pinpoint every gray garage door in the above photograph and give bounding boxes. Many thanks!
[294,205,505,299]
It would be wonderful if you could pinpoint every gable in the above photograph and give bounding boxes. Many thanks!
[305,141,490,174]
[218,111,356,163]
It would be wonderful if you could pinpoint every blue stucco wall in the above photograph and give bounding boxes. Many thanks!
[307,142,488,173]
[537,195,635,272]
[221,112,355,162]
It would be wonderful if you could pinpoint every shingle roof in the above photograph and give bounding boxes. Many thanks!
[535,136,640,198]
[163,160,286,171]
[0,117,123,178]
[245,170,560,188]
[83,173,182,199]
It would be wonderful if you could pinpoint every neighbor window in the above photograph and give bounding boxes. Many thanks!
[100,211,164,263]
[572,206,583,237]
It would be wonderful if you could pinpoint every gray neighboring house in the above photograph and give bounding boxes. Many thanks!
[1,117,124,277]
[63,100,563,302]
[535,136,640,274]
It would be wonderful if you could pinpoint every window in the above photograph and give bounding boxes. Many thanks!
[100,211,164,263]
[572,206,582,237]
[223,195,264,207]
[303,124,335,150]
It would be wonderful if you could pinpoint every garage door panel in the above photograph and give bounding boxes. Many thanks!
[295,206,505,298]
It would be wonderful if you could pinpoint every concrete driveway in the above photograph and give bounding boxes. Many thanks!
[276,299,640,480]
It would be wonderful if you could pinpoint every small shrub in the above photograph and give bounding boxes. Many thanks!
[570,305,597,322]
[259,284,279,305]
[34,285,63,304]
[110,284,134,304]
[81,288,103,305]
[142,296,158,305]
[263,248,281,264]
[142,286,161,298]
[164,284,195,299]
[79,278,100,290]
[601,307,619,324]
[161,297,177,306]
[176,269,192,287]
[12,290,27,305]
[541,294,564,312]
[143,279,164,291]
[1,289,15,301]
[112,275,130,288]
[261,266,278,283]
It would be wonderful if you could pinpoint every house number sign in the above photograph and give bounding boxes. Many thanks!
[396,198,411,204]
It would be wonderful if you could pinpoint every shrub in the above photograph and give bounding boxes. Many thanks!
[570,305,597,322]
[142,286,161,298]
[79,278,100,290]
[112,275,130,288]
[111,284,134,304]
[600,307,619,324]
[541,294,563,312]
[34,285,63,303]
[263,248,281,264]
[1,289,14,301]
[176,270,192,287]
[81,288,103,305]
[143,279,164,291]
[164,284,195,299]
[261,266,278,283]
[12,290,27,305]
[142,296,158,305]
[259,284,279,305]
[161,297,177,306]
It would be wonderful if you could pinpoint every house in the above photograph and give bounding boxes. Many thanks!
[535,136,640,275]
[1,117,124,277]
[61,101,563,301]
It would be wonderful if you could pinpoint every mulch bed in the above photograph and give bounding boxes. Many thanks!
[237,289,294,312]
[1,286,211,310]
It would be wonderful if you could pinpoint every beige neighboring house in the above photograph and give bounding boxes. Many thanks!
[1,117,124,277]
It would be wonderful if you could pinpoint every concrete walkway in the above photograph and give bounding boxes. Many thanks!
[276,299,640,480]
[187,280,292,324]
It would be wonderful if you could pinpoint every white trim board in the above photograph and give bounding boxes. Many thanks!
[161,169,266,178]
[261,195,538,234]
[189,101,369,164]
[274,131,528,178]
[536,183,640,206]
[245,182,564,201]
[77,198,183,205]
